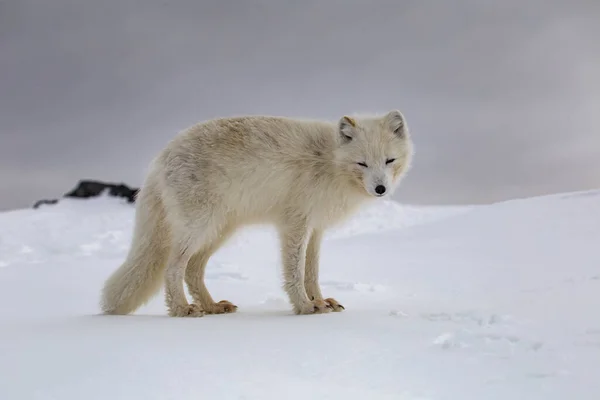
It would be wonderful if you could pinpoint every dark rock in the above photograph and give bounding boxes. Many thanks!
[64,180,139,203]
[32,179,140,209]
[33,199,59,209]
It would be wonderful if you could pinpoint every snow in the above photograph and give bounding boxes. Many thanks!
[0,190,599,399]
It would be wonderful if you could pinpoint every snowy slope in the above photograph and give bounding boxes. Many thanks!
[0,191,599,400]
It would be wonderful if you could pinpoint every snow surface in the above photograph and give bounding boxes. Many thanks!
[0,190,599,399]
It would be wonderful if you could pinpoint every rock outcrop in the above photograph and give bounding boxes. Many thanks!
[33,180,139,209]
[64,180,139,203]
[32,199,59,209]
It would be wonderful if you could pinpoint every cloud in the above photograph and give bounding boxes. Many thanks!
[1,0,599,210]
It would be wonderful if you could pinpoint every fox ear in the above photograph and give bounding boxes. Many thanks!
[385,110,406,138]
[338,116,356,142]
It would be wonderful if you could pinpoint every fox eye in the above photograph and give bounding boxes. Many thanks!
[357,162,368,168]
[385,158,396,165]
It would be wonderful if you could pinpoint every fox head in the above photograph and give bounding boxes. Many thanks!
[333,110,414,198]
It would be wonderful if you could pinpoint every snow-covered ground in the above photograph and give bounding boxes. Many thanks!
[0,190,599,400]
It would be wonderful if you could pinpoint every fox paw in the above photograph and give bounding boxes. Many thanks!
[294,299,332,315]
[324,297,345,312]
[203,300,238,314]
[168,303,206,317]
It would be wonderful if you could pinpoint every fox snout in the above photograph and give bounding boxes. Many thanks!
[364,172,390,198]
[369,182,388,197]
[374,185,387,196]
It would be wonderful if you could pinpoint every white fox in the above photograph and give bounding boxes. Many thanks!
[100,110,414,317]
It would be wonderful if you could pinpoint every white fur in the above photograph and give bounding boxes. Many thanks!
[100,110,414,317]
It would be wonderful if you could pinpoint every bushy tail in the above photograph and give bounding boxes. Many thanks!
[100,181,171,315]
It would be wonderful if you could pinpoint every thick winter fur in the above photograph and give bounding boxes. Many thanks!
[100,110,414,317]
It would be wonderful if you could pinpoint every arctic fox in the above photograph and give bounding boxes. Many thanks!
[100,110,414,317]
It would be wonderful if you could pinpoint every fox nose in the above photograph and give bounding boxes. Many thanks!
[375,185,386,195]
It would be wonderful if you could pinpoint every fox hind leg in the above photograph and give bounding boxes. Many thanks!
[164,244,206,317]
[185,225,238,314]
[164,218,226,317]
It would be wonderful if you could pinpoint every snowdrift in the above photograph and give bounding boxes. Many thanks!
[0,190,599,399]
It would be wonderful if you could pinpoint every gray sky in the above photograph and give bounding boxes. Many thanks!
[1,0,599,211]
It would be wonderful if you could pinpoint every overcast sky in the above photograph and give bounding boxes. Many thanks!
[1,0,599,211]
